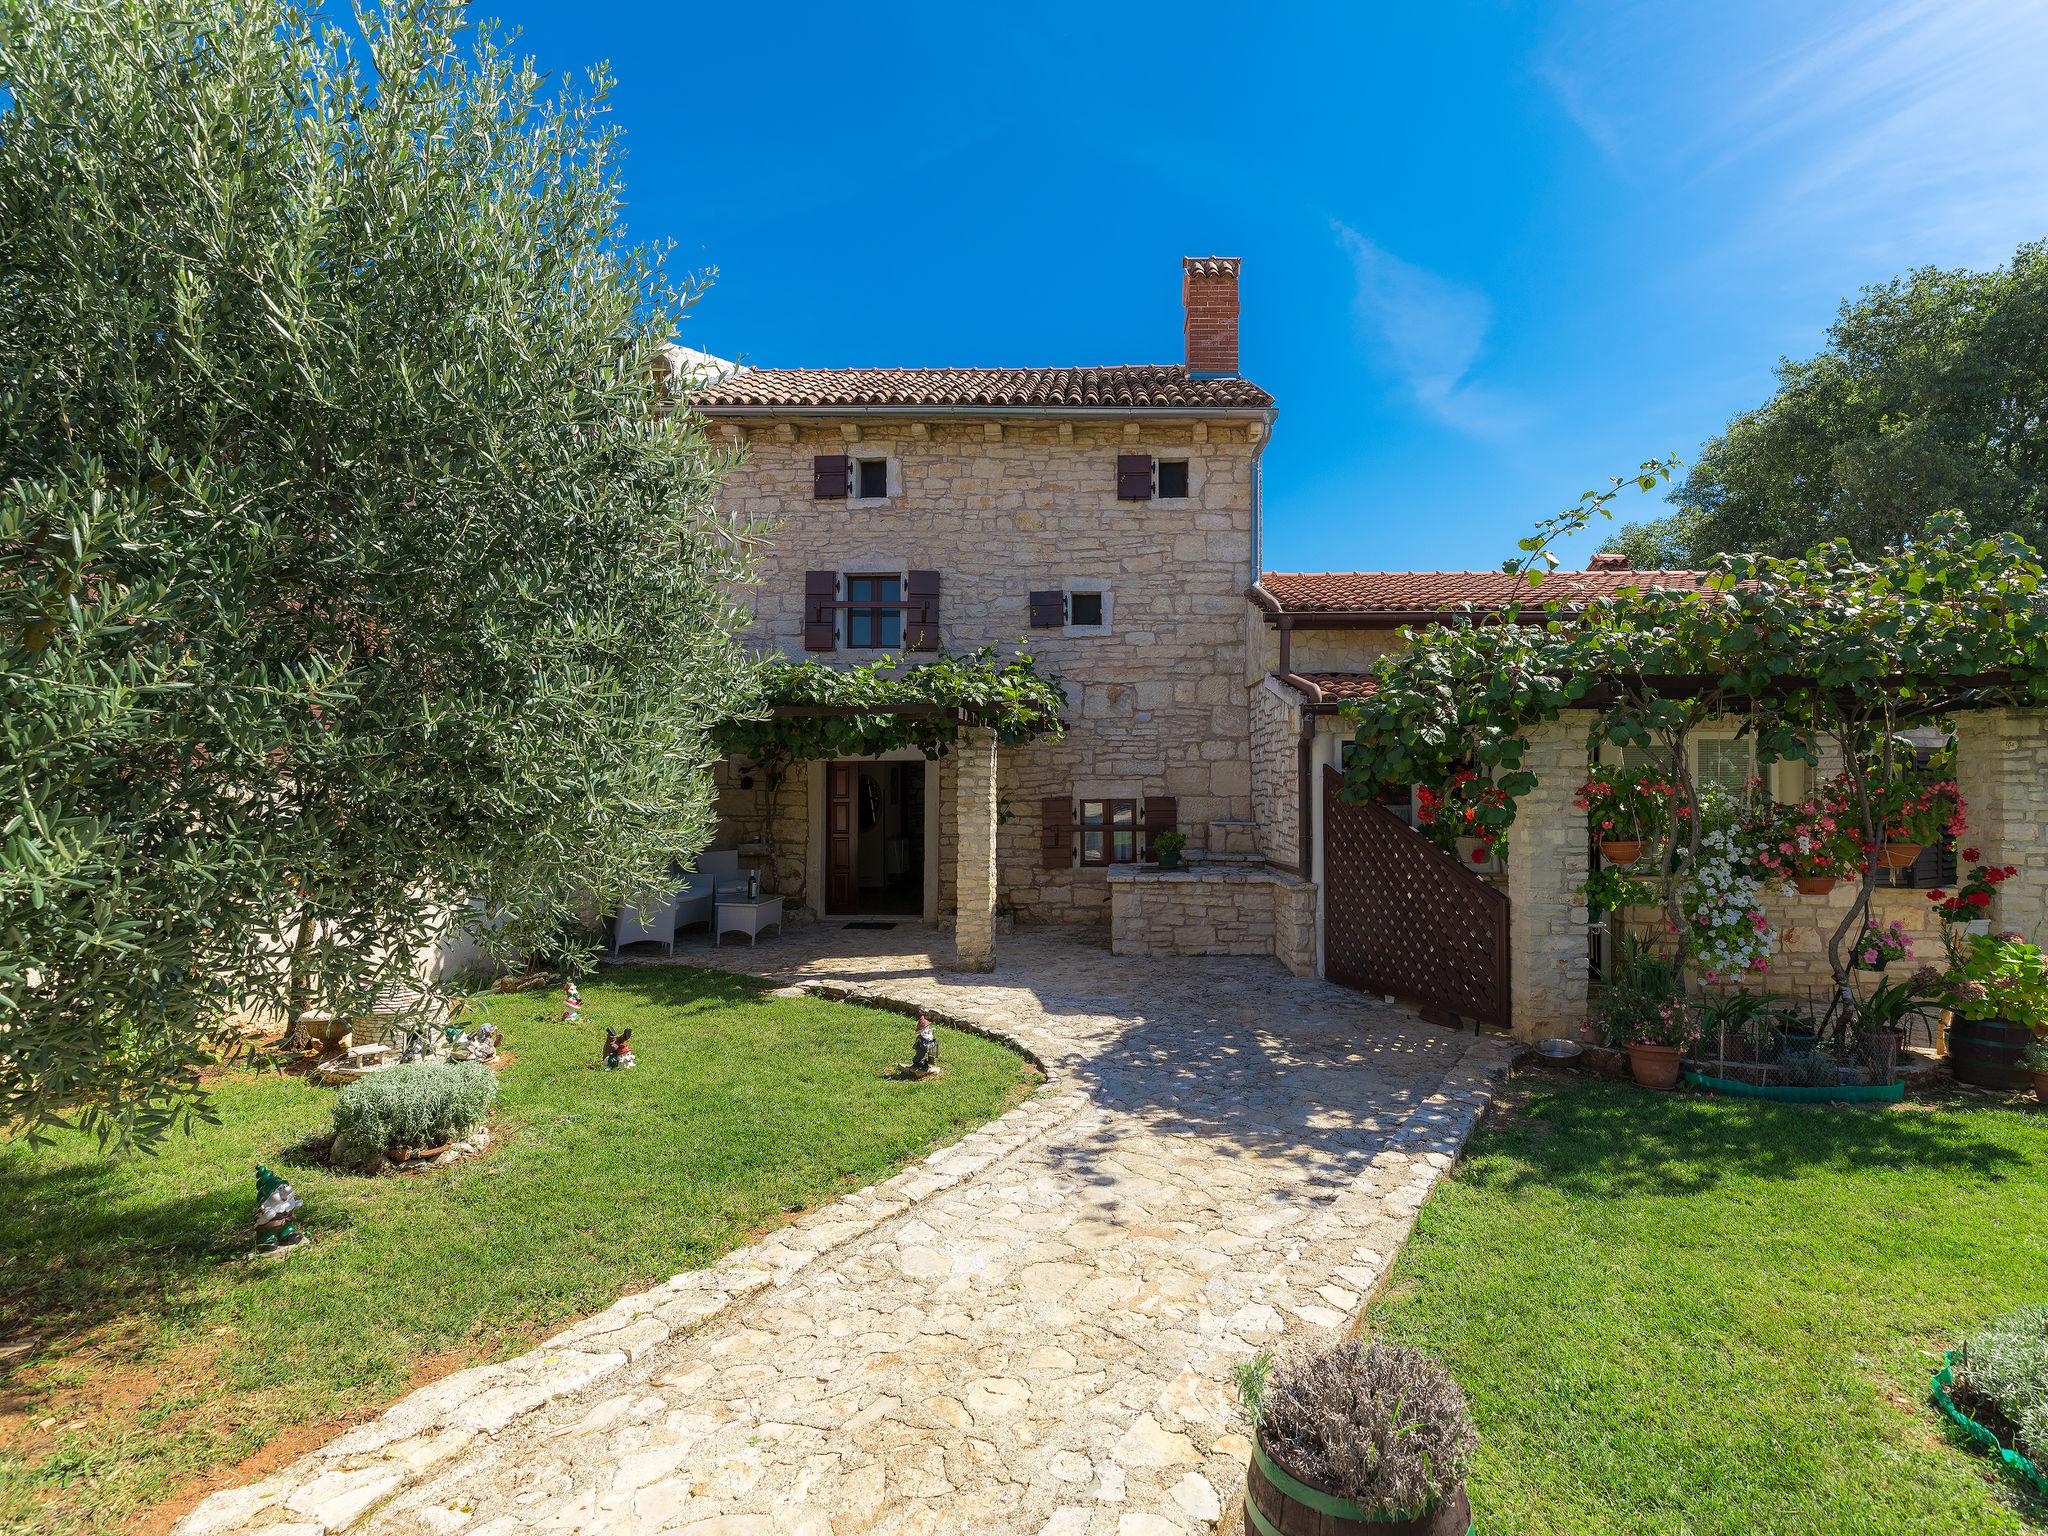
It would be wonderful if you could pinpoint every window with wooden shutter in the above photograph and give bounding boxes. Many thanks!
[1116,454,1154,501]
[1078,799,1140,865]
[1156,459,1190,498]
[1028,590,1066,629]
[904,570,941,651]
[813,454,850,499]
[845,573,902,648]
[1041,796,1075,869]
[802,570,838,651]
[1143,796,1178,858]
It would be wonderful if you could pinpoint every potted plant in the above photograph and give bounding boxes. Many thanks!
[1927,854,2019,954]
[1416,768,1509,869]
[1235,1338,1477,1536]
[1875,772,1963,869]
[1753,794,1864,895]
[1940,930,2048,1090]
[2022,1039,2048,1105]
[1150,829,1188,870]
[1596,935,1693,1089]
[1575,768,1673,866]
[1855,968,1944,1078]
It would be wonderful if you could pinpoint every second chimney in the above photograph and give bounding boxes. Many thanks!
[1182,257,1241,377]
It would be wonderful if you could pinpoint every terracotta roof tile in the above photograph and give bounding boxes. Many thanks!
[692,366,1273,413]
[1285,672,1380,701]
[1260,568,1705,615]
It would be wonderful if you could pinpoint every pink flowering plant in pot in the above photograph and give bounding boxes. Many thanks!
[1575,769,1680,864]
[1753,785,1868,894]
[1850,919,1914,972]
[1876,773,1964,866]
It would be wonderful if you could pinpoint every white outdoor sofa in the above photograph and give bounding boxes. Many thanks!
[611,850,739,956]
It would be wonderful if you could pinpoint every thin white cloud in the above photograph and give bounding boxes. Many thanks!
[1537,0,2048,268]
[1333,223,1530,441]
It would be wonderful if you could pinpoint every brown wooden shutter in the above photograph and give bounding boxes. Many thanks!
[1143,796,1178,855]
[1028,590,1066,628]
[1116,454,1155,501]
[1040,796,1075,869]
[802,570,837,651]
[904,570,941,651]
[813,454,850,499]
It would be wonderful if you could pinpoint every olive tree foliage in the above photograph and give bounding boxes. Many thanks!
[1,0,756,1145]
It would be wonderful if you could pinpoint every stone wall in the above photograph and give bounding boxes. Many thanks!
[707,416,1264,925]
[1250,676,1302,869]
[1108,865,1317,974]
[1617,882,1944,1003]
[1506,712,1594,1040]
[1246,622,1405,683]
[1957,709,2048,942]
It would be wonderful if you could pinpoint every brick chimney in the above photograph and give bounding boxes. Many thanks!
[1586,552,1633,571]
[1182,257,1241,377]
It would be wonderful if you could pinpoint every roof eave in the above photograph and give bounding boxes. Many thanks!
[693,402,1277,421]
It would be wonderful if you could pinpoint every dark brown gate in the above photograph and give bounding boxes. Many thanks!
[1322,765,1510,1031]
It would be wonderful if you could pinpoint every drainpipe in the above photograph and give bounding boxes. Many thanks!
[1286,662,1321,881]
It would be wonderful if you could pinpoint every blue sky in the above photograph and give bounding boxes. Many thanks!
[497,0,2048,573]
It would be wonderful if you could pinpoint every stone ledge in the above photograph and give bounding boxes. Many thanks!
[1105,863,1310,887]
[172,985,1080,1536]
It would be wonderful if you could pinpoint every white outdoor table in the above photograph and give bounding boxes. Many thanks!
[714,894,784,946]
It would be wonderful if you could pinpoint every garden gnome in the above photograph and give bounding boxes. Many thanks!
[254,1164,305,1251]
[563,979,582,1024]
[911,1014,939,1075]
[604,1026,635,1070]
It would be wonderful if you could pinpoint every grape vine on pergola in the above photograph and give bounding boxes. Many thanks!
[1339,511,2048,997]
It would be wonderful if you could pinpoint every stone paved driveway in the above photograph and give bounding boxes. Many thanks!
[180,926,1511,1536]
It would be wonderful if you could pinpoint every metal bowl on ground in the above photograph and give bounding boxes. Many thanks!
[1536,1037,1583,1060]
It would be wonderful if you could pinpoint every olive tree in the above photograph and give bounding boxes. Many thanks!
[1,0,755,1144]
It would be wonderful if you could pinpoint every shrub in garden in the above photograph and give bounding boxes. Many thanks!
[331,1061,497,1168]
[1959,1304,2048,1461]
[1239,1338,1477,1517]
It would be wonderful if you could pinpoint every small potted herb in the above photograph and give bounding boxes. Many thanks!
[1235,1338,1477,1535]
[1151,829,1188,870]
[2020,1039,2048,1105]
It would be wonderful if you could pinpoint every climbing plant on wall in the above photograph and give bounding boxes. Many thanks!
[714,649,1068,782]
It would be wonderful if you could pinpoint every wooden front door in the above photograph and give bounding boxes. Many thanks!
[826,762,859,914]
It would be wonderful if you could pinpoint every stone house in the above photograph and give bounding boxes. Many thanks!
[692,258,1289,967]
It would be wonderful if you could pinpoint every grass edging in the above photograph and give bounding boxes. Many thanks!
[1932,1350,2048,1500]
[172,978,1075,1536]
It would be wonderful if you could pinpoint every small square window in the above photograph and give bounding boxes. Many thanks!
[1078,799,1139,865]
[857,459,888,499]
[1068,590,1104,628]
[1156,460,1190,498]
[845,573,901,648]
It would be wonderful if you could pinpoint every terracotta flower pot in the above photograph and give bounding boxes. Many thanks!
[2034,1069,2048,1106]
[1598,839,1644,866]
[1626,1042,1684,1091]
[1793,875,1840,895]
[1877,843,1923,870]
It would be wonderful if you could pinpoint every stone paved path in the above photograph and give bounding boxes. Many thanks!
[179,927,1512,1536]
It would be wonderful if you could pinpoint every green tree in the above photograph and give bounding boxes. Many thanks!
[1,0,754,1144]
[1607,243,2048,563]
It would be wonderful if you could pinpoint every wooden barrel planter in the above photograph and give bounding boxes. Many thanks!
[1246,1438,1472,1536]
[1949,1016,2036,1090]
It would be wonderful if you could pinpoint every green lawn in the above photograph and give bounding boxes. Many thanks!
[1366,1072,2048,1536]
[0,967,1038,1536]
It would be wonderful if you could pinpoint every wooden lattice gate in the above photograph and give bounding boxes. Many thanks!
[1321,765,1510,1031]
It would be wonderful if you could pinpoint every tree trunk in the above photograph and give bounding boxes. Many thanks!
[279,904,320,1050]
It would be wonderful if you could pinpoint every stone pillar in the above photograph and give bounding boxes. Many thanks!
[952,728,998,971]
[1506,712,1593,1041]
[1954,709,2048,939]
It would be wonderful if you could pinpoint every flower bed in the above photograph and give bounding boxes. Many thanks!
[1933,1306,2048,1501]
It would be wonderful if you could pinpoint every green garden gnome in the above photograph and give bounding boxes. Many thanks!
[254,1164,306,1251]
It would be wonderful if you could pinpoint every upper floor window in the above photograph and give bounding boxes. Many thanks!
[845,573,902,649]
[857,458,889,499]
[1156,459,1190,498]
